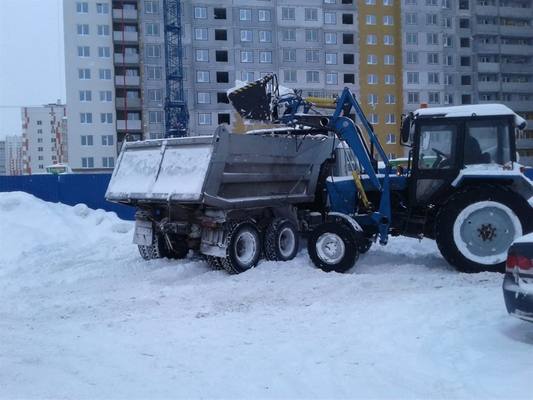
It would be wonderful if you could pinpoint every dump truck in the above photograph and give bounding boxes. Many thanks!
[106,75,533,274]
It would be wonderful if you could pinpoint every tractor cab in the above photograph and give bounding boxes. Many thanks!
[400,104,526,206]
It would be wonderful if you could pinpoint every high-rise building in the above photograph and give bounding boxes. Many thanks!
[401,0,533,163]
[21,103,67,174]
[0,140,6,176]
[5,135,24,176]
[358,0,403,159]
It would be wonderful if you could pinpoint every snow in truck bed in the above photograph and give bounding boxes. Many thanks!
[1,192,532,399]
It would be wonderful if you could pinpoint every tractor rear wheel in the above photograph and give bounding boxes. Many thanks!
[308,222,359,273]
[435,186,530,273]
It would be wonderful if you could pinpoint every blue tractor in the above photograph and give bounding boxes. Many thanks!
[228,74,533,273]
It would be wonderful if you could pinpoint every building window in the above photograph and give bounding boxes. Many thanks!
[384,35,394,45]
[385,113,396,124]
[384,55,395,65]
[214,8,226,19]
[283,49,296,62]
[81,157,94,168]
[407,92,420,104]
[367,34,377,45]
[406,32,418,45]
[368,74,378,84]
[429,92,440,104]
[147,89,162,102]
[325,12,336,24]
[306,50,320,63]
[145,0,159,14]
[343,54,354,64]
[326,73,338,85]
[366,15,376,25]
[101,135,114,146]
[80,113,93,124]
[325,52,337,65]
[460,56,471,66]
[148,111,163,123]
[427,53,439,64]
[194,28,208,41]
[305,29,319,42]
[214,29,227,41]
[196,70,209,83]
[284,70,297,83]
[259,51,272,63]
[198,113,212,125]
[460,37,470,48]
[407,52,418,64]
[258,9,271,21]
[241,50,253,63]
[96,3,109,14]
[215,50,228,62]
[195,49,209,62]
[79,90,92,102]
[368,93,378,105]
[76,2,88,13]
[369,113,379,124]
[241,71,254,82]
[78,68,91,80]
[217,92,229,103]
[102,157,114,168]
[216,71,229,83]
[428,72,440,84]
[240,9,252,21]
[240,30,253,42]
[146,66,162,80]
[386,133,396,144]
[98,46,110,58]
[77,46,90,57]
[100,113,113,123]
[77,24,89,35]
[407,72,419,84]
[145,23,159,36]
[344,74,355,84]
[426,14,438,25]
[281,7,295,20]
[218,113,230,125]
[259,30,272,43]
[81,135,93,146]
[342,13,354,24]
[194,6,207,19]
[37,120,42,125]
[367,54,378,65]
[461,75,471,85]
[385,74,396,85]
[383,15,394,25]
[405,13,417,25]
[427,32,439,45]
[325,32,337,44]
[385,94,396,104]
[305,8,318,21]
[343,34,354,44]
[97,25,110,36]
[306,71,320,83]
[146,44,161,58]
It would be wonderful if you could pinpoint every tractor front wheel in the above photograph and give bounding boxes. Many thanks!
[308,222,359,273]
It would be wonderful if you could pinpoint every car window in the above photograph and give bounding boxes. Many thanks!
[465,120,511,165]
[418,124,457,169]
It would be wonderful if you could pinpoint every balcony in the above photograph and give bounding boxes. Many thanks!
[115,97,142,109]
[117,120,142,131]
[114,53,139,65]
[115,75,140,87]
[501,44,533,56]
[500,63,533,73]
[112,8,138,21]
[500,25,530,36]
[500,6,532,19]
[477,81,501,92]
[477,62,500,73]
[502,82,533,93]
[475,43,499,54]
[474,23,498,34]
[113,31,138,43]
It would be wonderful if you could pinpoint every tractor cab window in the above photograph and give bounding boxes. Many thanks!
[418,124,457,169]
[464,120,511,165]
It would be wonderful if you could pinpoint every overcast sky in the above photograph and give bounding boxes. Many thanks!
[0,0,65,139]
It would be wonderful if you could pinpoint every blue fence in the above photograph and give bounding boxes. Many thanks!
[0,174,135,220]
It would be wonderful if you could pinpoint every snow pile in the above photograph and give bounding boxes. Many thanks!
[0,191,131,261]
[1,194,532,399]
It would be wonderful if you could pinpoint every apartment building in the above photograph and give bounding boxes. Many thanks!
[181,0,360,135]
[402,0,533,163]
[358,0,403,159]
[0,141,6,175]
[21,103,67,174]
[5,135,24,176]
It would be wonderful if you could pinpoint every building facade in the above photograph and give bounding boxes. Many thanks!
[5,135,24,176]
[0,141,6,175]
[21,103,67,174]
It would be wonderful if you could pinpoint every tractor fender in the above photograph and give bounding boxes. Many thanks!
[326,212,363,233]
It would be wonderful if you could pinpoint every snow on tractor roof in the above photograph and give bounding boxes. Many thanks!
[414,104,527,128]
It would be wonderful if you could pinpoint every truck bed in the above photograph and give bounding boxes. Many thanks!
[106,126,336,209]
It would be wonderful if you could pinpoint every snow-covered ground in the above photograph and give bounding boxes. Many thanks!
[1,192,532,399]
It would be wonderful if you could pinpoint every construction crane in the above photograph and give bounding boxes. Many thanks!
[163,0,188,137]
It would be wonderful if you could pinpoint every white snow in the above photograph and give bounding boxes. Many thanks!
[515,232,533,244]
[1,192,532,399]
[415,104,527,128]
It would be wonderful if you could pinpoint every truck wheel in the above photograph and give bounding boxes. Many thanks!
[264,218,299,261]
[138,232,166,260]
[221,221,262,274]
[308,222,359,273]
[205,256,224,270]
[435,186,529,273]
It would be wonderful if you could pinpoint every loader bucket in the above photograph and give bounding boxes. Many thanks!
[228,80,272,121]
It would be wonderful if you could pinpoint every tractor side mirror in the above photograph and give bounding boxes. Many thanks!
[400,113,413,145]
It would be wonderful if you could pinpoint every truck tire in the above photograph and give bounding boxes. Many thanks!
[435,186,530,273]
[264,218,299,261]
[221,221,262,274]
[138,232,166,260]
[308,222,359,273]
[205,256,224,270]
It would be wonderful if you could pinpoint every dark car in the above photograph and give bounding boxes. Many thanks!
[503,232,533,322]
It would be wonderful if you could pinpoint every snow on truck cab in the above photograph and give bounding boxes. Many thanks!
[106,74,532,275]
